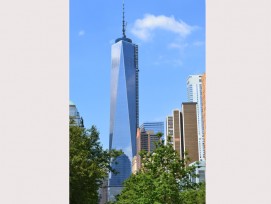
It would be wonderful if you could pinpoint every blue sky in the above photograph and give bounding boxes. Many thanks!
[70,0,205,149]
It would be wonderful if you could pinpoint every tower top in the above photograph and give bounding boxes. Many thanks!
[122,0,126,38]
[115,0,132,43]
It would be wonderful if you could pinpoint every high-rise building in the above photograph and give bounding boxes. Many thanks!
[69,100,83,127]
[135,128,160,172]
[166,104,199,164]
[187,75,205,161]
[108,2,139,201]
[182,102,199,164]
[173,110,182,157]
[137,128,160,153]
[201,73,206,159]
[140,122,164,135]
[165,116,173,144]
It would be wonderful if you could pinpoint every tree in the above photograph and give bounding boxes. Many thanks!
[179,183,206,204]
[70,125,121,204]
[114,134,204,204]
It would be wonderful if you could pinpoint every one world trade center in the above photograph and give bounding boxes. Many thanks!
[108,2,139,201]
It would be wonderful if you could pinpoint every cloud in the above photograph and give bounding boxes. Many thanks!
[168,42,188,49]
[131,14,195,41]
[78,30,85,36]
[154,55,183,67]
[193,41,204,47]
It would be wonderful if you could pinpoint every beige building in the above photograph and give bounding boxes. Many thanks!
[182,102,199,164]
[132,155,138,174]
[98,179,108,204]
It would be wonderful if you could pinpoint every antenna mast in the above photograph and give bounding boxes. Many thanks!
[122,0,126,38]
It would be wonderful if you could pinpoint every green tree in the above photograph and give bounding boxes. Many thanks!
[179,183,206,204]
[114,134,204,204]
[70,125,121,204]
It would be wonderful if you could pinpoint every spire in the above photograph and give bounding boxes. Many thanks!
[115,0,132,43]
[122,0,126,38]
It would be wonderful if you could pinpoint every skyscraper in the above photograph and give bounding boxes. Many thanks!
[187,75,205,161]
[134,127,160,172]
[140,122,164,135]
[166,105,199,163]
[201,73,206,159]
[172,110,182,157]
[182,102,199,164]
[108,2,139,200]
[137,128,160,153]
[165,116,173,145]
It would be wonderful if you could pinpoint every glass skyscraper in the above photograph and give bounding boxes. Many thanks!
[140,122,164,135]
[108,3,139,200]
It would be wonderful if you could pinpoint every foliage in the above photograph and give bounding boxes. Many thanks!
[179,183,206,204]
[113,134,205,204]
[70,125,122,204]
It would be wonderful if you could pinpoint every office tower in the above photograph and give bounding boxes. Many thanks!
[165,116,173,144]
[173,110,182,156]
[137,128,160,153]
[135,128,160,171]
[108,2,139,200]
[187,75,205,161]
[201,73,206,159]
[182,102,199,164]
[69,100,83,127]
[140,122,164,135]
[137,128,149,153]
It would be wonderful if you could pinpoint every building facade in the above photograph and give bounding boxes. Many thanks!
[166,104,199,164]
[140,122,164,135]
[165,116,173,144]
[173,110,182,157]
[189,160,206,184]
[182,102,199,164]
[108,3,139,200]
[187,75,205,161]
[69,100,83,127]
[135,128,160,172]
[201,73,206,159]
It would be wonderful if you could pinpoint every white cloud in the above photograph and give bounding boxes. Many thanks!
[154,55,183,67]
[131,14,195,41]
[78,30,85,36]
[193,41,204,46]
[168,42,188,49]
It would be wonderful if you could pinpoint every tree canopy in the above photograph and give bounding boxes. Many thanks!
[113,134,205,204]
[70,125,121,204]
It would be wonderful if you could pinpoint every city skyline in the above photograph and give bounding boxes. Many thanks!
[70,0,205,149]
